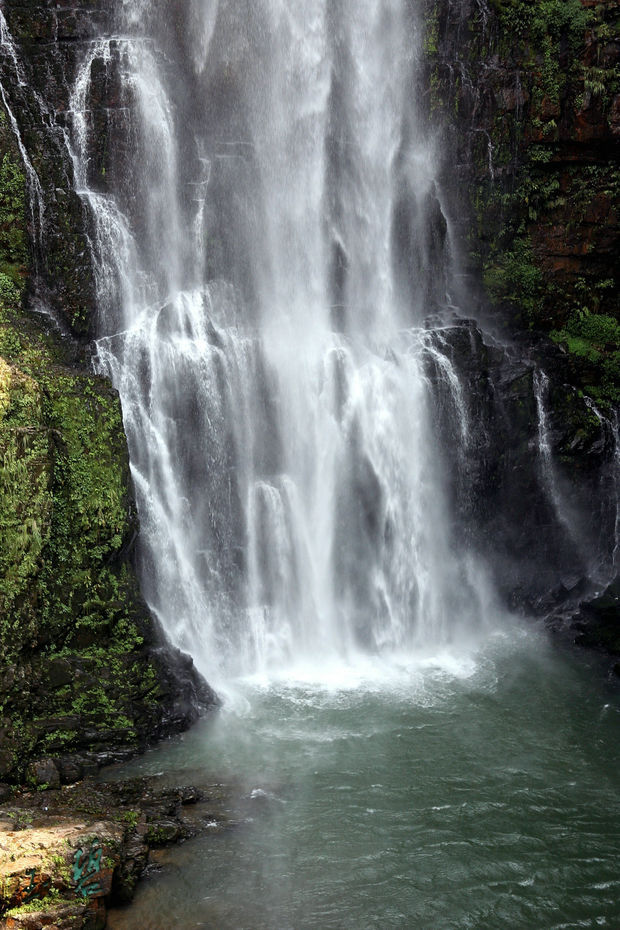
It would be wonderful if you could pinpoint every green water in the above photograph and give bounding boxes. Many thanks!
[108,624,620,929]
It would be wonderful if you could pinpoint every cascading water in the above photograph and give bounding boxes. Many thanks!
[533,370,578,539]
[64,0,497,685]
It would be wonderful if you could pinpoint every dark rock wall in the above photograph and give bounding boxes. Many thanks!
[418,0,619,657]
[0,0,108,335]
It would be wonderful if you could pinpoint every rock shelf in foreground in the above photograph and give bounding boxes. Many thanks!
[0,776,230,929]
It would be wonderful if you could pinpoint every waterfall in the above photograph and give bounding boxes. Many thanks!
[58,0,496,683]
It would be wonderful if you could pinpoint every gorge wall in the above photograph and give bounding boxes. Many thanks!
[422,0,619,641]
[428,0,619,383]
[0,0,618,787]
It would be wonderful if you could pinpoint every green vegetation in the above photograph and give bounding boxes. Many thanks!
[0,297,167,774]
[550,310,620,407]
[0,149,28,289]
[489,0,590,46]
[483,238,543,321]
[0,290,171,773]
[0,303,139,662]
[4,889,74,918]
[424,4,439,55]
[487,0,591,124]
[121,810,140,828]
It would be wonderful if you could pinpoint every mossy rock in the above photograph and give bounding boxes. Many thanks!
[0,300,215,783]
[0,298,137,661]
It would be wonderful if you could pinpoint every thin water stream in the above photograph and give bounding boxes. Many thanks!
[107,626,620,930]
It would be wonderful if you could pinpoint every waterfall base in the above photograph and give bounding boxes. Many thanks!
[106,624,620,930]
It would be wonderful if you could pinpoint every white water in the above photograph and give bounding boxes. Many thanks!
[59,0,500,686]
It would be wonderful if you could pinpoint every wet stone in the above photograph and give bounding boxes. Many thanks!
[26,759,60,791]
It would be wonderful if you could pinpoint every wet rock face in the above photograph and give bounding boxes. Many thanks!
[425,0,619,407]
[425,318,617,615]
[0,0,112,335]
[419,0,618,658]
[571,577,620,657]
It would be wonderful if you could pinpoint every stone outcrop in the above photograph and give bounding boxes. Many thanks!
[0,776,230,928]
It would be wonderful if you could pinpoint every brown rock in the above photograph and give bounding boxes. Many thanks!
[4,900,105,930]
[26,760,60,790]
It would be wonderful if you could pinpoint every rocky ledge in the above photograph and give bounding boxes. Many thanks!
[0,775,230,929]
[544,577,620,674]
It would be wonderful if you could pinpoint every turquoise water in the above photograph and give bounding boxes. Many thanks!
[108,624,620,929]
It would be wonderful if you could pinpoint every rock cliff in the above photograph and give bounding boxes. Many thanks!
[426,0,619,406]
[0,21,216,786]
[422,0,619,657]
